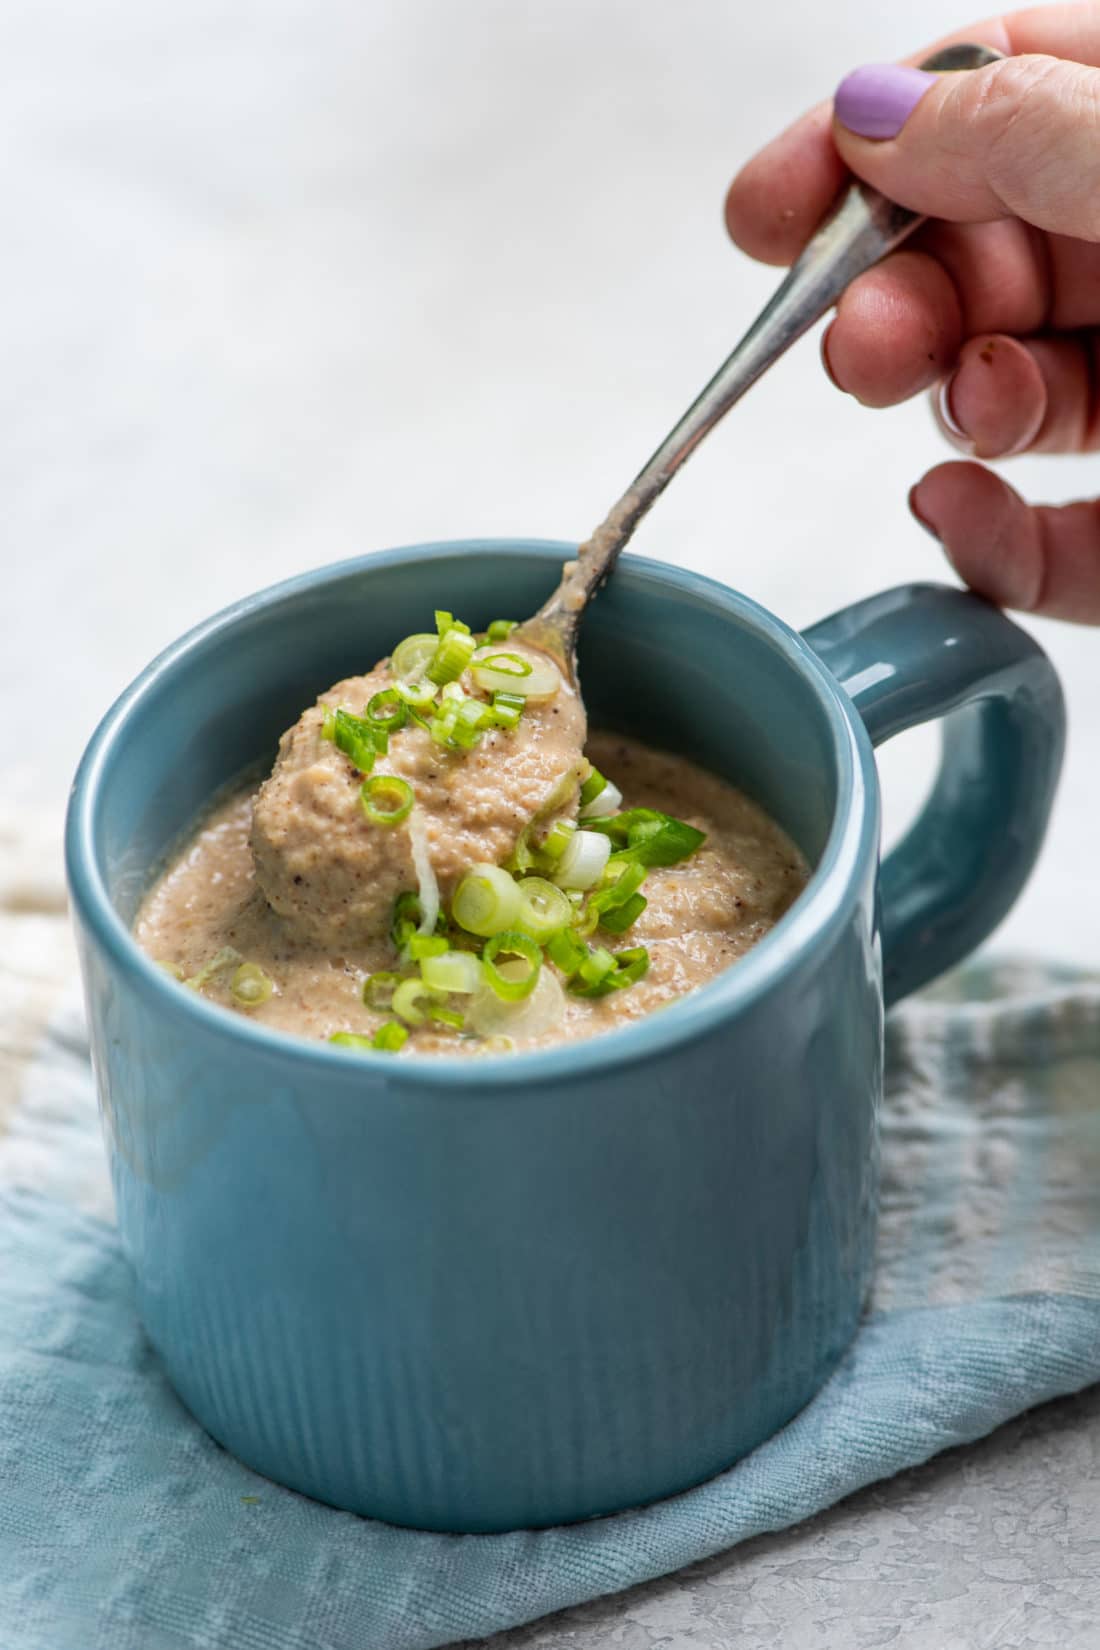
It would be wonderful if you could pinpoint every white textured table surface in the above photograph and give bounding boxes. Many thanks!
[4,2,1099,1644]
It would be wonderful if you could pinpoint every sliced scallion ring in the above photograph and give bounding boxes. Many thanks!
[405,932,448,961]
[426,627,476,687]
[598,892,647,933]
[469,964,564,1040]
[392,978,447,1027]
[482,931,542,1001]
[452,864,522,937]
[553,828,611,891]
[470,646,560,702]
[394,678,438,710]
[538,818,575,862]
[330,709,378,775]
[362,970,403,1011]
[579,778,623,820]
[366,688,408,732]
[420,949,484,995]
[230,962,274,1006]
[373,1021,409,1052]
[435,609,469,636]
[546,927,588,978]
[428,1005,465,1031]
[579,766,607,809]
[330,1031,375,1051]
[486,619,518,642]
[569,943,650,997]
[360,774,415,827]
[514,877,573,941]
[391,633,440,682]
[490,690,525,730]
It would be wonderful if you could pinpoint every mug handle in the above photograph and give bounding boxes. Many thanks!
[803,583,1065,1007]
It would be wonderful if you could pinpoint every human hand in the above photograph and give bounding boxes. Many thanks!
[726,5,1100,623]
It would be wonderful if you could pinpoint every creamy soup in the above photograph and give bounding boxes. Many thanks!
[137,726,808,1057]
[136,610,808,1056]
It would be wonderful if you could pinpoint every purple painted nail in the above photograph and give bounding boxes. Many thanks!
[834,64,936,140]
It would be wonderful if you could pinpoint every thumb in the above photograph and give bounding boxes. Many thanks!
[833,54,1100,240]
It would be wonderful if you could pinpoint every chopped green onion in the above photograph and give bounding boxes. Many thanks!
[576,946,616,992]
[598,893,648,934]
[185,945,243,991]
[486,619,518,642]
[454,698,493,749]
[392,978,447,1026]
[394,678,437,710]
[320,705,337,741]
[582,859,649,934]
[452,864,522,937]
[588,808,706,866]
[601,858,648,901]
[609,946,650,987]
[481,1034,516,1054]
[330,1031,375,1051]
[546,928,588,978]
[429,1005,465,1031]
[230,962,274,1006]
[579,777,624,821]
[434,609,471,637]
[420,949,484,994]
[538,818,576,862]
[363,970,403,1010]
[505,824,537,875]
[391,889,445,952]
[469,965,565,1038]
[158,960,185,980]
[360,773,415,826]
[331,709,378,775]
[391,632,440,682]
[553,828,611,890]
[514,877,573,941]
[426,627,476,687]
[490,690,525,730]
[579,767,607,809]
[482,931,542,1001]
[366,689,408,732]
[474,650,529,680]
[429,708,459,747]
[406,932,449,961]
[471,646,561,702]
[569,944,650,997]
[373,1021,409,1052]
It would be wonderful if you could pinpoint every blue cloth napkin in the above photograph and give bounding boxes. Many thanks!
[4,959,1100,1650]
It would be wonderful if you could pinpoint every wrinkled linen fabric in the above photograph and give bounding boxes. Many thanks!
[3,833,1099,1650]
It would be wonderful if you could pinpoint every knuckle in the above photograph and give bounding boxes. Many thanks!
[947,55,1100,234]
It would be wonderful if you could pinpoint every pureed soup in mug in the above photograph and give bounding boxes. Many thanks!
[136,608,808,1056]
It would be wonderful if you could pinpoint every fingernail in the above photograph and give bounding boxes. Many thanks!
[935,374,975,455]
[834,64,936,140]
[908,483,941,540]
[820,323,844,392]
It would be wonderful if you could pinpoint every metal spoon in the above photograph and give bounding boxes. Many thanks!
[513,41,1003,680]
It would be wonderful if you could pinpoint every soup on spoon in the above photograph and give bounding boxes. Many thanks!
[137,603,808,1056]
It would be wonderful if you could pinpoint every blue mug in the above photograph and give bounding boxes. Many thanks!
[66,542,1064,1533]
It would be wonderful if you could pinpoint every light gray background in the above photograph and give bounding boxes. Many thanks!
[4,2,1099,1644]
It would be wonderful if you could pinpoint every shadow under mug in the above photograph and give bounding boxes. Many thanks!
[66,543,1065,1532]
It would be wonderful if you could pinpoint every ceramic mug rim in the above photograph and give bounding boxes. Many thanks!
[65,539,879,1090]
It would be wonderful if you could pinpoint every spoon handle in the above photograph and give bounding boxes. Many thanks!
[529,41,1003,658]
